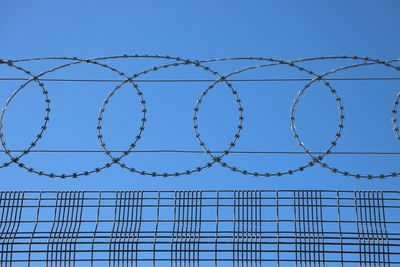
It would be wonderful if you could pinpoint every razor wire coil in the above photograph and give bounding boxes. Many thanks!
[0,55,400,179]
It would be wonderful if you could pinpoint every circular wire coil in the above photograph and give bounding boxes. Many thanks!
[193,57,342,177]
[291,56,400,179]
[0,56,148,178]
[97,56,243,177]
[0,59,51,170]
[0,55,399,179]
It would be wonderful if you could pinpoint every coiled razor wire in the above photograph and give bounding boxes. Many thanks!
[97,56,242,177]
[290,56,400,179]
[194,58,342,177]
[0,59,51,170]
[0,55,399,179]
[1,57,148,178]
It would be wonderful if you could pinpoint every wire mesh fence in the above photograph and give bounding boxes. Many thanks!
[0,190,399,266]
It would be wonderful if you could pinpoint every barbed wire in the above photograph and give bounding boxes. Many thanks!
[1,77,400,83]
[0,55,400,179]
[2,149,400,154]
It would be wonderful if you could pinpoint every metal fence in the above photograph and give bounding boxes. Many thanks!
[0,190,399,266]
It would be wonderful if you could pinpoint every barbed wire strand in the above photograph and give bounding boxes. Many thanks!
[0,77,399,83]
[1,149,400,155]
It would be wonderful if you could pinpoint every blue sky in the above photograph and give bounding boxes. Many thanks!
[0,0,400,191]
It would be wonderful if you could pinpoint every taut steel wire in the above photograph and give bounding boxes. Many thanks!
[0,55,400,179]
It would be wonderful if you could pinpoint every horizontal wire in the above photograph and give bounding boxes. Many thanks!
[5,190,398,194]
[5,204,400,209]
[2,219,399,224]
[0,77,400,83]
[5,248,400,254]
[3,259,397,263]
[9,230,400,237]
[9,238,400,246]
[1,149,400,155]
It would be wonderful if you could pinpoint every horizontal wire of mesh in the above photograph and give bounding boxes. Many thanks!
[0,190,399,266]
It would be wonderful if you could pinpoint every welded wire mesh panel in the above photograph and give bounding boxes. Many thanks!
[0,190,399,266]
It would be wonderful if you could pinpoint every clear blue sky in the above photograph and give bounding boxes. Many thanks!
[0,0,400,191]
